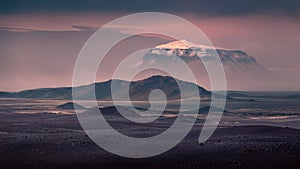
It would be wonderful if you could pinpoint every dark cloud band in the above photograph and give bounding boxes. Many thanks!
[1,0,300,16]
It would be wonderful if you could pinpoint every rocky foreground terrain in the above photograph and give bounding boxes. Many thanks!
[0,110,299,169]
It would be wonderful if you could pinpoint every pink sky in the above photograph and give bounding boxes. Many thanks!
[0,12,300,91]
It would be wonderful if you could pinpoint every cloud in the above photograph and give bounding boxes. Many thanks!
[0,26,39,32]
[0,0,300,16]
[71,25,99,31]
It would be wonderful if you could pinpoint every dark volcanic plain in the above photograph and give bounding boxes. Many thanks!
[0,106,299,169]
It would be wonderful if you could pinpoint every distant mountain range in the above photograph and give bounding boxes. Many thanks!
[0,76,211,100]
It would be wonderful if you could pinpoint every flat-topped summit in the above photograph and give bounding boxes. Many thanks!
[155,39,228,50]
[149,39,255,64]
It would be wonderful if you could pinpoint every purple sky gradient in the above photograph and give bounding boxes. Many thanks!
[0,12,300,91]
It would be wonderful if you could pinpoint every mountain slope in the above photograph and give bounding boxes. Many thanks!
[138,39,276,90]
[0,76,210,100]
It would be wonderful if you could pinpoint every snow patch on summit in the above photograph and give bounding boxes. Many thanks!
[155,39,229,50]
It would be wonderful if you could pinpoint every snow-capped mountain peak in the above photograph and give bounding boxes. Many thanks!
[155,39,226,50]
[139,39,275,90]
[150,39,256,64]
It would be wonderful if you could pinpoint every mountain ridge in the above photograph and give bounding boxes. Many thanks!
[0,76,211,100]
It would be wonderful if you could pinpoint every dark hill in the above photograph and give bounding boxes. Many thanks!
[0,76,211,101]
[57,102,86,110]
